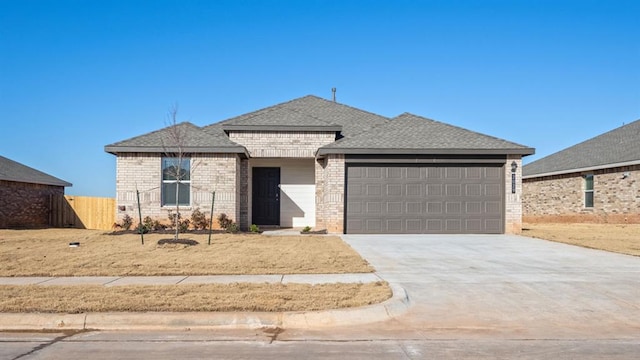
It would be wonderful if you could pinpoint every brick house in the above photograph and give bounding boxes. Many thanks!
[105,95,534,234]
[523,119,640,223]
[0,155,72,228]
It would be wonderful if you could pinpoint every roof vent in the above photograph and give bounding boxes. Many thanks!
[331,87,336,102]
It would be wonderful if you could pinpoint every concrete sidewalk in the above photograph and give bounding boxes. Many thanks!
[0,273,382,286]
[0,273,410,331]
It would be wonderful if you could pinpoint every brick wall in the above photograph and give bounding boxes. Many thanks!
[115,152,241,228]
[315,154,345,233]
[523,164,640,223]
[229,131,335,158]
[505,155,523,234]
[0,180,64,228]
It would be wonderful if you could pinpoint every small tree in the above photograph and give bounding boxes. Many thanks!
[162,105,191,241]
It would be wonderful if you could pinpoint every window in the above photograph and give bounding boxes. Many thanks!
[162,157,190,206]
[584,174,594,208]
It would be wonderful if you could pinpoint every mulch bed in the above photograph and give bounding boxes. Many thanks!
[157,238,199,246]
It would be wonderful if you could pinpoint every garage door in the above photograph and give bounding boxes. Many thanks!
[345,164,504,234]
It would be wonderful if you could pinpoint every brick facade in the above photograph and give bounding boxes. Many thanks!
[505,155,523,234]
[315,154,345,233]
[523,164,640,223]
[0,180,64,228]
[115,152,241,228]
[229,131,335,158]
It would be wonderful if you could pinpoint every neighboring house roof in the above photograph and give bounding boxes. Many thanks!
[0,155,72,187]
[318,113,535,156]
[104,122,248,155]
[523,119,640,178]
[203,95,388,137]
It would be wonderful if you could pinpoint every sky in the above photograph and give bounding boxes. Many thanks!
[1,0,638,197]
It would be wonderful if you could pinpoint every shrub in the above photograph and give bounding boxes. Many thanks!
[179,219,190,232]
[302,226,311,233]
[167,211,190,231]
[217,213,233,230]
[227,222,240,234]
[120,214,133,231]
[190,208,209,230]
[141,216,165,232]
[249,224,260,233]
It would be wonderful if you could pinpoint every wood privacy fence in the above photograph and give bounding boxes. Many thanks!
[50,195,116,230]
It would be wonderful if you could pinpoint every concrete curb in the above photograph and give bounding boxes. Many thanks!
[0,284,410,331]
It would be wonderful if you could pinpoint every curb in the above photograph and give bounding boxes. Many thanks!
[0,284,410,331]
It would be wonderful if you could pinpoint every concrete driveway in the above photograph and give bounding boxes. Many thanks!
[338,234,640,339]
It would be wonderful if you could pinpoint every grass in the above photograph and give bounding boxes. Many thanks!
[0,282,392,313]
[0,229,387,313]
[0,229,373,276]
[522,223,640,256]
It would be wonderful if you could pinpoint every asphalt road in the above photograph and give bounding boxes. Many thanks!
[3,234,640,359]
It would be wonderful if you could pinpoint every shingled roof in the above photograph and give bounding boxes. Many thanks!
[523,119,640,178]
[318,113,535,156]
[0,155,71,187]
[106,96,534,158]
[104,122,247,155]
[203,95,388,138]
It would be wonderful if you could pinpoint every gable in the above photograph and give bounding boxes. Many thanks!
[104,122,247,155]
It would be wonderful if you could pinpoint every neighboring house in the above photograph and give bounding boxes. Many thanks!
[0,155,72,228]
[523,119,640,223]
[105,95,534,234]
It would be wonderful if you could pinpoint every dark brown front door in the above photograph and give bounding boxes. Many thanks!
[252,167,280,225]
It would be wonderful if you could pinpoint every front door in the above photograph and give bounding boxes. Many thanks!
[252,167,280,225]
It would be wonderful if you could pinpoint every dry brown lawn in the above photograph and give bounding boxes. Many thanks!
[522,223,640,256]
[0,229,373,276]
[0,282,391,313]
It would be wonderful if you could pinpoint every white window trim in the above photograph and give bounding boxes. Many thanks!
[161,157,192,207]
[584,174,594,208]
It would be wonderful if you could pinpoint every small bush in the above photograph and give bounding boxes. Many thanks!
[217,213,233,230]
[179,219,190,232]
[167,210,190,231]
[249,224,260,233]
[141,216,165,232]
[190,208,209,230]
[302,226,312,233]
[227,222,240,234]
[121,215,133,231]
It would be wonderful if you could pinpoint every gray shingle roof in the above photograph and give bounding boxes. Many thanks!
[318,113,534,156]
[0,155,71,187]
[220,106,342,131]
[104,122,247,154]
[523,119,640,177]
[203,95,388,137]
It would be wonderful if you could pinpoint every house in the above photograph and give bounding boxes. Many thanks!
[0,155,72,228]
[105,95,534,234]
[523,119,640,223]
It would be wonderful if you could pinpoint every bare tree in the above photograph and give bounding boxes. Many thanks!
[162,105,189,241]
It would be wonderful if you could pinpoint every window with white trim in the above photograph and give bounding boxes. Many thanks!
[584,174,594,208]
[162,157,190,206]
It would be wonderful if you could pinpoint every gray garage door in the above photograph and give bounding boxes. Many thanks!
[345,164,504,234]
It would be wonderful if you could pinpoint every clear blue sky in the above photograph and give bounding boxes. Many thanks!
[1,0,638,197]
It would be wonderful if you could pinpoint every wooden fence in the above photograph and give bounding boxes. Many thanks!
[50,195,116,230]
